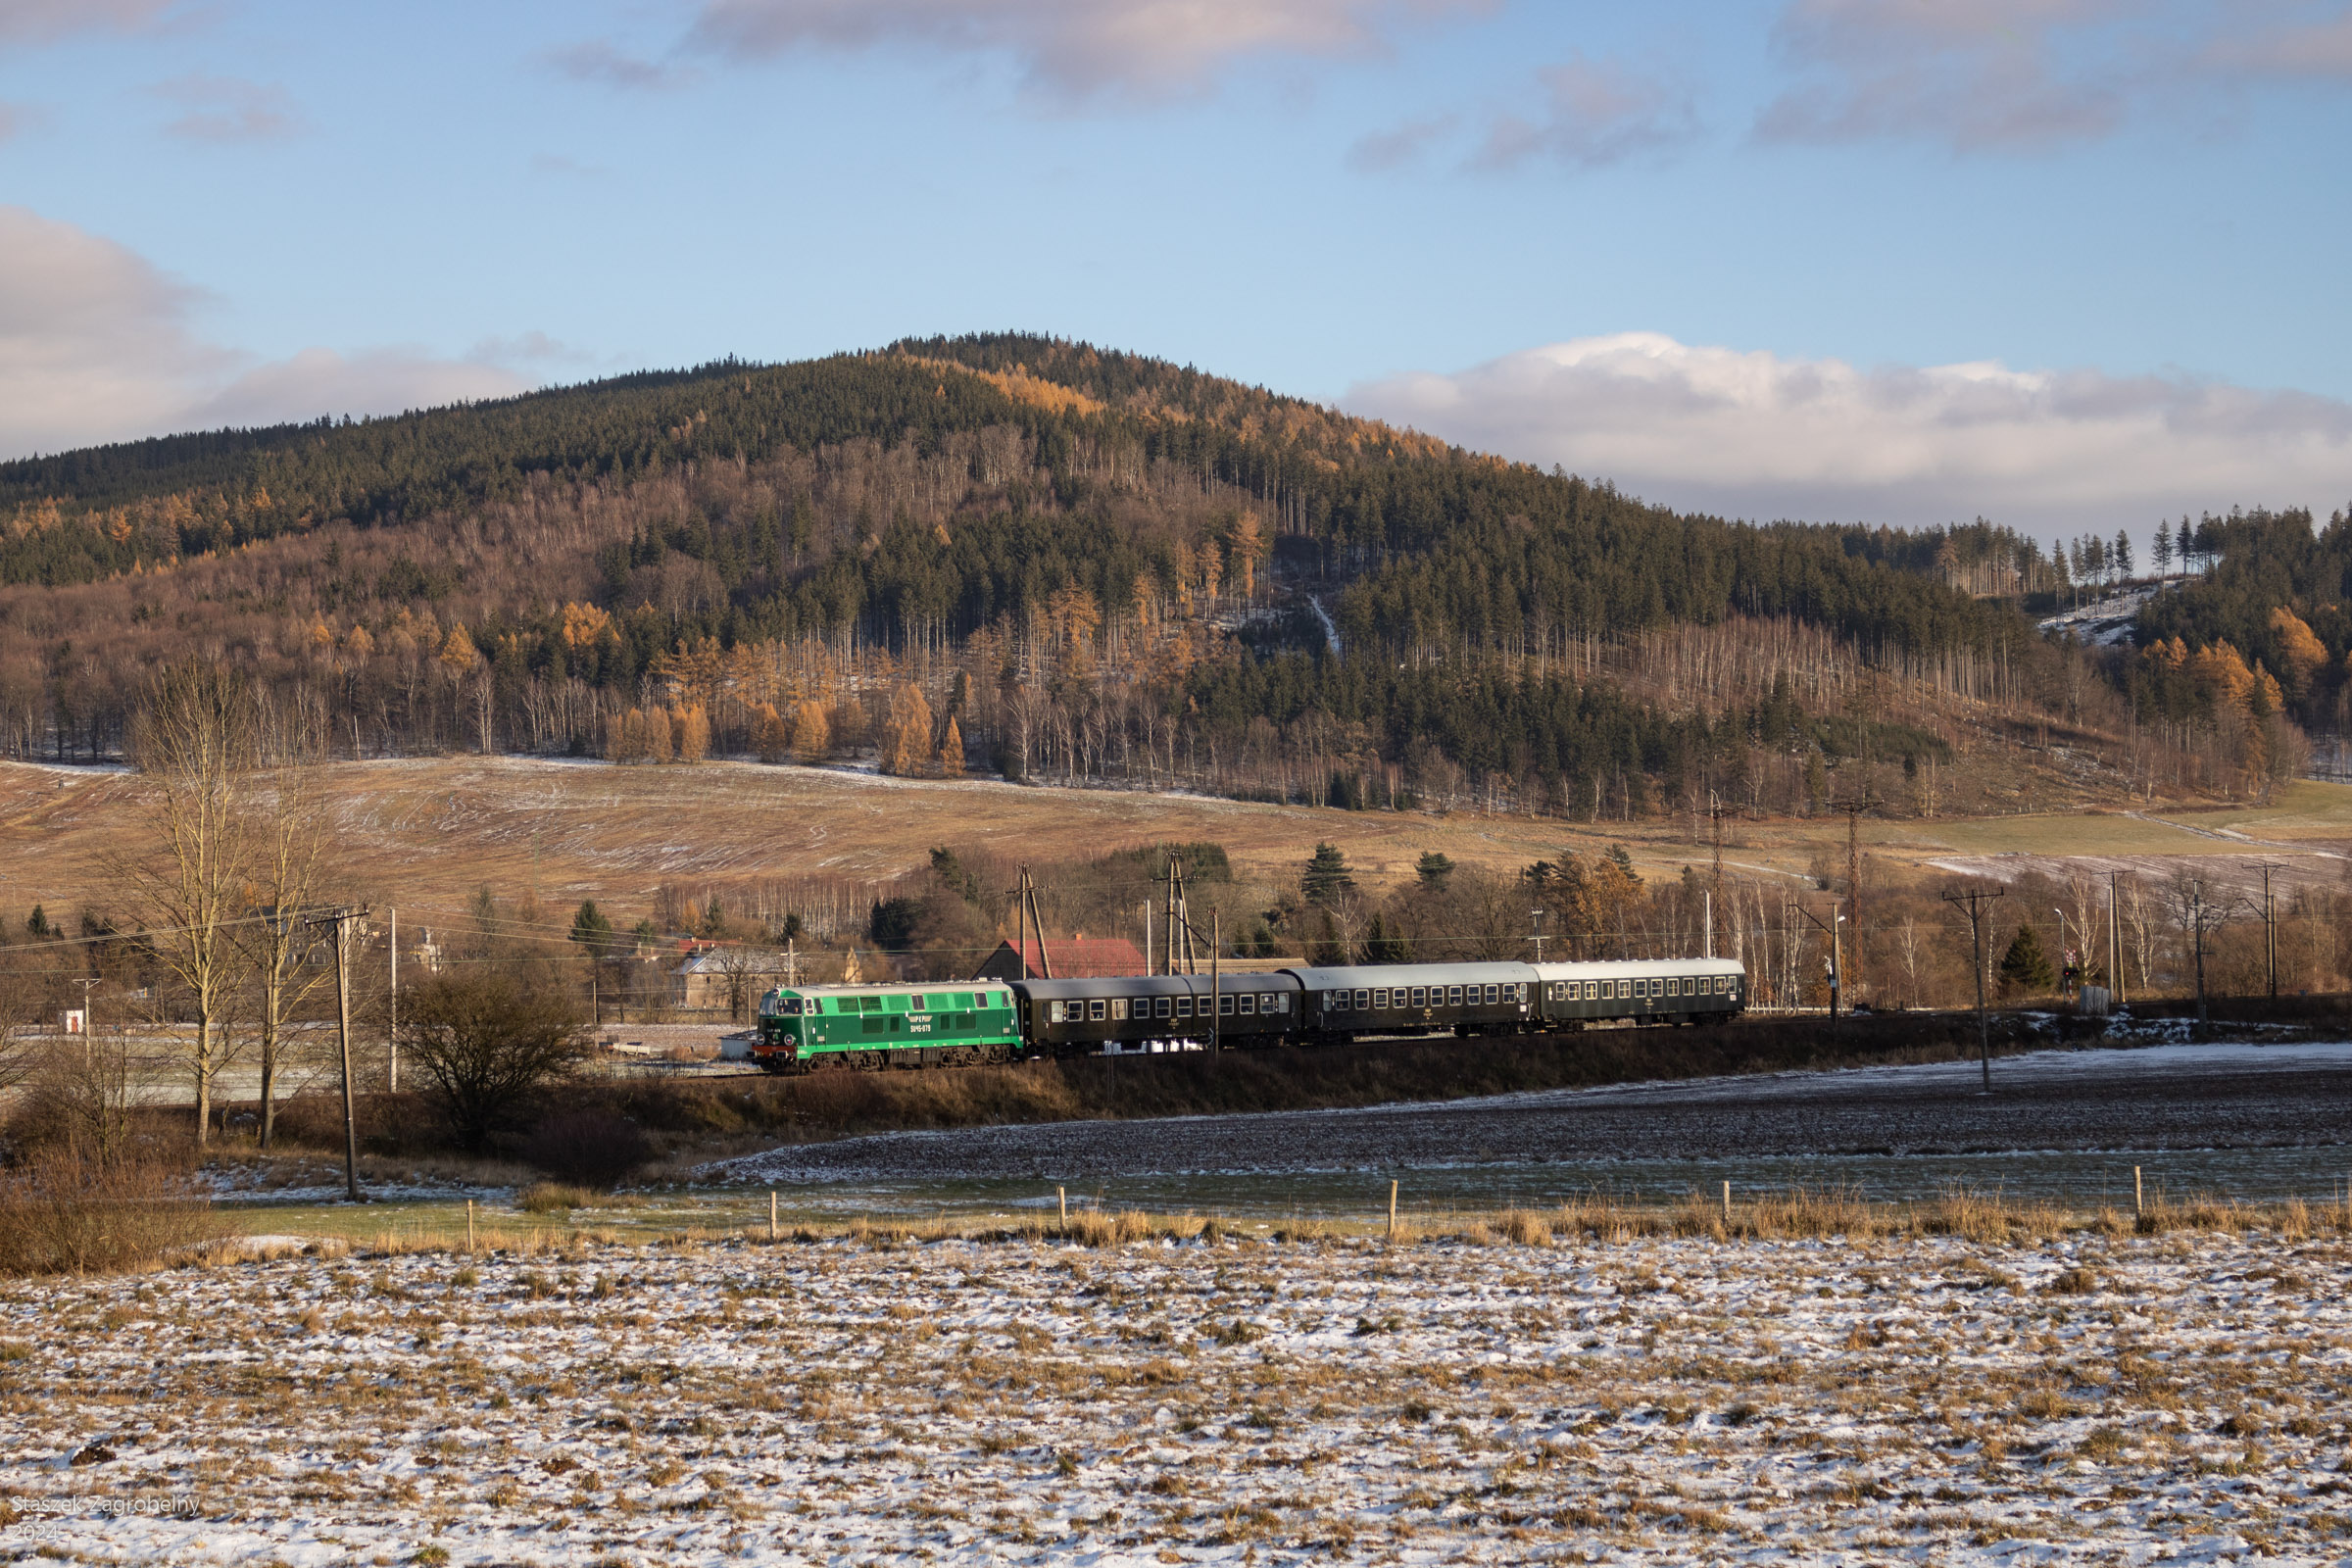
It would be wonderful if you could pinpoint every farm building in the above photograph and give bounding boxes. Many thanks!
[972,935,1148,982]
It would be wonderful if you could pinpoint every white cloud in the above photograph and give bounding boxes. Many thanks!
[545,39,704,91]
[0,206,531,459]
[0,0,176,42]
[685,0,1494,97]
[1474,53,1697,170]
[2208,6,2352,79]
[153,74,306,142]
[1757,0,2139,149]
[1345,332,2352,533]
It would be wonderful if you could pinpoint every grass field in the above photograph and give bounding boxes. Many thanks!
[11,757,2352,934]
[7,1209,2350,1565]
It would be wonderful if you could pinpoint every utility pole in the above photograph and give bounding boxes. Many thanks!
[387,906,399,1093]
[1151,856,1198,975]
[2107,870,2125,1005]
[1008,867,1054,980]
[1830,791,1878,1004]
[1793,902,1841,1035]
[309,906,370,1202]
[73,977,98,1069]
[1530,906,1546,962]
[1209,908,1221,1056]
[2251,862,2284,1000]
[1709,790,1725,961]
[1941,887,2006,1093]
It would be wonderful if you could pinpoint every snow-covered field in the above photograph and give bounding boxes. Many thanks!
[5,1224,2350,1565]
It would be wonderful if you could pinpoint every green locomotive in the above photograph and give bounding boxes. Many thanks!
[752,983,1023,1073]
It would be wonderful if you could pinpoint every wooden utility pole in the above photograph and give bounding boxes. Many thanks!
[1793,902,1841,1035]
[2251,862,2284,999]
[1941,887,2006,1092]
[2106,871,2125,1004]
[1151,856,1200,975]
[1709,791,1725,960]
[1009,867,1054,979]
[387,906,399,1093]
[1830,792,1878,1002]
[310,906,370,1202]
[1209,908,1222,1055]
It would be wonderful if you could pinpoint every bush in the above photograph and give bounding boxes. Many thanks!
[517,1110,651,1190]
[517,1182,598,1213]
[0,1150,218,1276]
[399,967,591,1150]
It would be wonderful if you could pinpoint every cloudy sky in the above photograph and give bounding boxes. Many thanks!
[2,0,2348,539]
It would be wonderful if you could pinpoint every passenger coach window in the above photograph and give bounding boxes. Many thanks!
[1112,999,1128,1020]
[1175,997,1192,1018]
[1219,995,1235,1016]
[1411,987,1427,1007]
[1089,1000,1106,1021]
[1155,997,1171,1017]
[1353,989,1368,1008]
[1238,995,1256,1015]
[1049,1002,1065,1023]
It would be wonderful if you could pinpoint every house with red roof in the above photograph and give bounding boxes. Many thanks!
[972,934,1148,982]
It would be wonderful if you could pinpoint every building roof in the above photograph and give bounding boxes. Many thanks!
[974,936,1148,981]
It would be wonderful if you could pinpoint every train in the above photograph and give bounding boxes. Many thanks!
[750,956,1746,1073]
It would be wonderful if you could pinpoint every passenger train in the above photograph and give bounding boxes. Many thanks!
[752,956,1746,1073]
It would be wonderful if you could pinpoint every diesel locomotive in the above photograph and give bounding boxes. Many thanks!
[750,956,1746,1074]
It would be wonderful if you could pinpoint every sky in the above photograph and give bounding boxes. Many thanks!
[2,0,2349,542]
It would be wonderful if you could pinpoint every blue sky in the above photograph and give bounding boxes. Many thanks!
[3,0,2349,537]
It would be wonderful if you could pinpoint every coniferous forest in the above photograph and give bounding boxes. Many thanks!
[1,333,2339,816]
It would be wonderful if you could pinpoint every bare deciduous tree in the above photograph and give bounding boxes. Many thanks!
[233,708,334,1148]
[115,662,257,1148]
[399,966,590,1150]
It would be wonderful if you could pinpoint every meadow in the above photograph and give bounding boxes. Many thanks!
[3,1199,2347,1565]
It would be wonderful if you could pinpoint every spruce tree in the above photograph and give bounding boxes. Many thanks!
[1302,842,1353,906]
[1998,923,2056,995]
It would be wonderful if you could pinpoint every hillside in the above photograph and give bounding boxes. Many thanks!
[0,333,2271,818]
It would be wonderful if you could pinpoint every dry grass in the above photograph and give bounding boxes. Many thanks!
[0,1152,222,1275]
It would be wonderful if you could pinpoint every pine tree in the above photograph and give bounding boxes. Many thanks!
[2152,524,2173,578]
[569,900,615,959]
[2112,528,2133,582]
[1415,852,1454,888]
[1998,923,2056,995]
[1302,842,1353,906]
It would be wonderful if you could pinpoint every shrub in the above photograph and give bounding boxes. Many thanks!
[0,1150,219,1276]
[517,1109,652,1189]
[518,1183,597,1213]
[399,967,591,1150]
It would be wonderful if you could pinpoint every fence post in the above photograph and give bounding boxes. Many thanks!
[2133,1166,2143,1217]
[1722,1180,1731,1227]
[769,1190,778,1244]
[1389,1180,1398,1240]
[1058,1186,1067,1225]
[466,1199,475,1255]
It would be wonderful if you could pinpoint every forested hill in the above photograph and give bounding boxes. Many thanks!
[1,333,2130,817]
